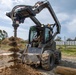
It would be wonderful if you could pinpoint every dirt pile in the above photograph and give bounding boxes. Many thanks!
[2,36,25,45]
[1,38,10,45]
[0,64,42,75]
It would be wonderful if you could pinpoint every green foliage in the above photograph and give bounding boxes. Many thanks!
[0,30,8,40]
[67,38,73,41]
[57,45,76,57]
[55,36,62,41]
[0,30,8,47]
[74,37,76,41]
[61,49,76,56]
[67,37,76,41]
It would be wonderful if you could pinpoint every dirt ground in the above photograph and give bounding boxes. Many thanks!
[0,55,59,75]
[0,64,43,75]
[0,50,76,75]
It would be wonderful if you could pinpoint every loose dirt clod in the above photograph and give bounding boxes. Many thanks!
[0,64,42,75]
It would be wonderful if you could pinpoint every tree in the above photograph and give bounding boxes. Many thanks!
[0,30,8,47]
[55,36,62,41]
[2,30,8,40]
[74,37,76,41]
[67,38,73,41]
[0,30,2,40]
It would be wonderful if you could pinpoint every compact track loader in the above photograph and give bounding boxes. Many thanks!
[6,0,61,70]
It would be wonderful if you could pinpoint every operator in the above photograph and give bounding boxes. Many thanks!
[32,31,43,47]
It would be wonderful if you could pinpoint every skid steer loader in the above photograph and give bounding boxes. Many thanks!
[6,0,61,70]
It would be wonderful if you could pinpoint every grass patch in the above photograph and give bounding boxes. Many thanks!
[61,49,76,57]
[57,45,76,57]
[0,44,76,57]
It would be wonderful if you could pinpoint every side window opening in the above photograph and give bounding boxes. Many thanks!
[45,28,51,42]
[30,29,37,43]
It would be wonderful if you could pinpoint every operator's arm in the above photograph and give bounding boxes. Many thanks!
[33,35,40,42]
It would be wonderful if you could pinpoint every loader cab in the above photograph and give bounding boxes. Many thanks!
[45,27,53,43]
[29,25,53,47]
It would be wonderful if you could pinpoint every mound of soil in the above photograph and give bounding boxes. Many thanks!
[1,38,10,45]
[2,37,25,45]
[0,64,42,75]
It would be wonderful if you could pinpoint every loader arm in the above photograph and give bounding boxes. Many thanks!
[33,1,61,38]
[6,0,61,38]
[6,5,42,26]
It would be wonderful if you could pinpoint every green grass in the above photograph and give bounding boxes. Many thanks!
[61,49,76,57]
[0,44,76,57]
[57,45,76,57]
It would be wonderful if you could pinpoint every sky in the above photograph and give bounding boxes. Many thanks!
[0,0,76,40]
